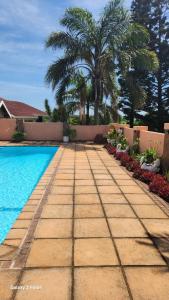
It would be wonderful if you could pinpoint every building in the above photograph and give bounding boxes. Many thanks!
[0,97,47,121]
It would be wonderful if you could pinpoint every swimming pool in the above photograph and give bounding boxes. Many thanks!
[0,146,58,243]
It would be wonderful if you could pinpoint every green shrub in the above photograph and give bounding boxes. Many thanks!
[12,131,25,142]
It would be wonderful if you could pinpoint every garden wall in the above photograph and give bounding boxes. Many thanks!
[139,131,165,157]
[70,125,109,141]
[0,119,16,140]
[24,122,63,141]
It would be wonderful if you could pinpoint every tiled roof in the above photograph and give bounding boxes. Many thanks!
[0,97,47,117]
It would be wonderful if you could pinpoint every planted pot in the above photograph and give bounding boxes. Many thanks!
[141,158,160,173]
[116,144,129,154]
[63,136,69,143]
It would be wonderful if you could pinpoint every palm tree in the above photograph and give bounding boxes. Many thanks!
[45,0,130,124]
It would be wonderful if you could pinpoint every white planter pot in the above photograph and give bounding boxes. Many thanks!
[141,158,160,173]
[63,136,69,143]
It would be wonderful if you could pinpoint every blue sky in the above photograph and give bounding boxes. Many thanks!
[0,0,132,110]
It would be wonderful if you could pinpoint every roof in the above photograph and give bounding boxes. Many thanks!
[0,97,47,118]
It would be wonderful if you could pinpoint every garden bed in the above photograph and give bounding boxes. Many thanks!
[105,143,169,203]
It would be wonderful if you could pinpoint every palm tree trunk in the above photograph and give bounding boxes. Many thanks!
[94,79,100,125]
[129,102,134,128]
[86,99,90,125]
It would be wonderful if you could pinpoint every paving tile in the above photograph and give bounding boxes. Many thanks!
[75,238,118,266]
[115,238,166,265]
[41,205,72,218]
[35,219,72,238]
[26,239,72,267]
[75,194,100,204]
[120,186,145,194]
[47,194,73,205]
[125,267,169,300]
[6,229,27,240]
[54,174,74,180]
[0,270,20,300]
[74,218,110,237]
[50,186,73,195]
[53,180,74,186]
[94,174,112,180]
[113,174,132,180]
[142,219,169,235]
[104,204,136,218]
[15,268,71,300]
[108,218,147,237]
[92,170,108,174]
[98,186,121,194]
[0,242,19,260]
[12,220,31,229]
[132,205,168,219]
[75,174,93,180]
[75,180,95,186]
[75,205,104,218]
[75,186,97,194]
[100,194,127,204]
[18,212,34,220]
[96,180,116,186]
[116,180,138,186]
[125,194,155,204]
[74,267,130,300]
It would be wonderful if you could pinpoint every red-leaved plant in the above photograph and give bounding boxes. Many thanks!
[139,171,156,184]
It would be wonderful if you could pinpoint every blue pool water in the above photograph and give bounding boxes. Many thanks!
[0,146,58,243]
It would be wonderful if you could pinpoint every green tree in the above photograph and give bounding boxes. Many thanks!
[118,24,159,127]
[45,0,130,124]
[131,0,169,131]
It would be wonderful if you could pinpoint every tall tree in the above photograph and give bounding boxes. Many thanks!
[45,0,130,124]
[131,0,169,131]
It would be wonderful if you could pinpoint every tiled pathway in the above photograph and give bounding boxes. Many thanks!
[1,144,169,300]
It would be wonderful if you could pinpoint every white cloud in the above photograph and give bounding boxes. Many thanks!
[0,0,58,36]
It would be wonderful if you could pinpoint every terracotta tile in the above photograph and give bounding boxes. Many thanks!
[108,218,147,237]
[15,268,71,300]
[92,170,108,174]
[22,205,36,212]
[94,174,112,180]
[96,180,116,186]
[115,238,166,265]
[47,194,73,205]
[35,219,72,238]
[116,180,138,186]
[53,180,74,186]
[0,242,19,260]
[41,205,73,218]
[75,180,94,186]
[26,239,72,267]
[109,169,126,175]
[0,270,20,300]
[100,194,127,204]
[125,194,155,204]
[6,229,27,240]
[125,267,169,300]
[120,186,144,194]
[75,186,97,194]
[74,267,130,300]
[54,174,74,180]
[12,220,31,229]
[75,205,104,218]
[98,186,121,194]
[75,218,110,238]
[75,174,93,180]
[113,174,131,180]
[50,186,73,195]
[26,199,39,206]
[132,205,167,218]
[75,238,118,266]
[142,219,169,235]
[75,194,100,204]
[104,204,136,218]
[57,169,74,174]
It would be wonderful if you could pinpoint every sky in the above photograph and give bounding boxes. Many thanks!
[0,0,132,110]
